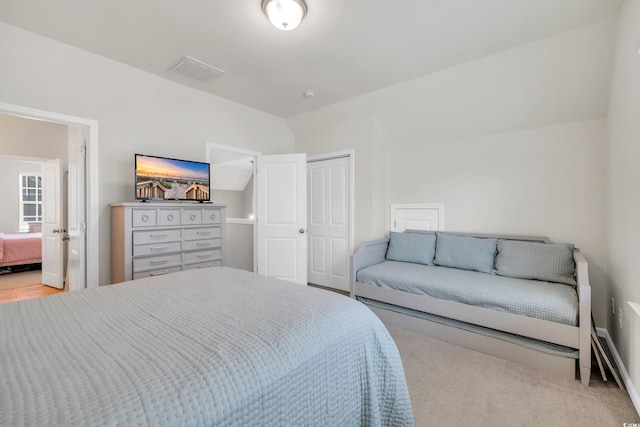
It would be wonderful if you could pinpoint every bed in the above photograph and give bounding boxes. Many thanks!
[0,232,42,267]
[0,267,413,426]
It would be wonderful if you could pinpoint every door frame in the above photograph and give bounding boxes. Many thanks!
[0,101,100,287]
[307,149,355,283]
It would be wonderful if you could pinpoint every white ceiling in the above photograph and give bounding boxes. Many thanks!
[0,0,622,118]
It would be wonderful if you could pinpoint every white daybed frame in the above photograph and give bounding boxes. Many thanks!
[351,232,591,385]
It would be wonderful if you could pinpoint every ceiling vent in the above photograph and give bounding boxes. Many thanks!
[168,55,225,84]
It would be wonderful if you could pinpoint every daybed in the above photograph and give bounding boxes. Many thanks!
[351,230,591,385]
[0,232,42,268]
[0,267,413,426]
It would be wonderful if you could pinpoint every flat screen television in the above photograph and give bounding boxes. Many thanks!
[135,153,211,202]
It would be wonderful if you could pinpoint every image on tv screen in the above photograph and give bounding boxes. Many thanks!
[135,154,210,201]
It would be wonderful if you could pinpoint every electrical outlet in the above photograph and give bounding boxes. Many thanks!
[611,298,615,314]
[618,308,623,329]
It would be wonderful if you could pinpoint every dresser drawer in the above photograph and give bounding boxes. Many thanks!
[182,227,221,241]
[133,266,181,280]
[183,249,222,264]
[133,241,181,257]
[182,209,202,225]
[158,209,181,226]
[203,209,222,224]
[182,238,221,251]
[182,260,222,270]
[133,254,182,272]
[133,229,181,245]
[132,209,157,227]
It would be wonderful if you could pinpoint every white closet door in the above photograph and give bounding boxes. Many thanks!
[307,157,350,291]
[256,154,307,284]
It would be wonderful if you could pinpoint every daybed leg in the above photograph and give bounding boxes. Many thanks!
[580,363,591,386]
[578,336,591,385]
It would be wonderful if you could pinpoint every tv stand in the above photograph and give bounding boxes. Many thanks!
[111,203,226,282]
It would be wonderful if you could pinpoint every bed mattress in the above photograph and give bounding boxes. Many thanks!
[1,267,413,426]
[357,260,579,326]
[0,232,42,265]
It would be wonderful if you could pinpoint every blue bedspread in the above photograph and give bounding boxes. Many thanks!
[1,267,413,426]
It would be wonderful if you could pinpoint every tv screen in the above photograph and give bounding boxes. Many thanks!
[135,154,210,202]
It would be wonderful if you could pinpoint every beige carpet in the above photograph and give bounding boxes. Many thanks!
[388,325,640,427]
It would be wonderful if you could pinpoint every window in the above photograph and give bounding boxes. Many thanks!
[19,174,42,232]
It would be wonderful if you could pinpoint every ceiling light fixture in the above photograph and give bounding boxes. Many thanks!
[262,0,307,31]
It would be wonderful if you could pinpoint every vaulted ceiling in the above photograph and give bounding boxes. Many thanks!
[0,0,622,118]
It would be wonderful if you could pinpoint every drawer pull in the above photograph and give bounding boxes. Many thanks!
[197,264,212,269]
[149,246,168,252]
[197,253,211,259]
[150,259,168,265]
[190,214,196,220]
[197,242,211,247]
[210,214,216,220]
[150,270,169,276]
[196,231,210,236]
[142,214,149,221]
[150,233,168,238]
[167,214,174,221]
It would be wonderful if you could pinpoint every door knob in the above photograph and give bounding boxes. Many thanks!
[299,229,306,234]
[53,228,67,233]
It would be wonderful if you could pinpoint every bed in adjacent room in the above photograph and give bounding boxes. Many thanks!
[0,232,42,267]
[0,267,413,426]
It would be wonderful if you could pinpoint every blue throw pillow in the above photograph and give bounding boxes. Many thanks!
[495,240,576,285]
[434,232,497,273]
[386,232,436,265]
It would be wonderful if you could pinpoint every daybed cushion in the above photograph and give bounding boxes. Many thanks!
[434,233,497,274]
[386,231,436,265]
[495,240,576,286]
[356,261,578,325]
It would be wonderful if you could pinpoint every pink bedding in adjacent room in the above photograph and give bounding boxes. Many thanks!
[0,232,42,265]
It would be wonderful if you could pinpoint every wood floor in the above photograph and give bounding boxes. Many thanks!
[0,270,64,304]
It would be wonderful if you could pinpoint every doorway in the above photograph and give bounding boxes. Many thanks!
[0,102,99,290]
[206,143,260,273]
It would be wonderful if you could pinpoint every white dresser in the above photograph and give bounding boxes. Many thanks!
[111,202,225,283]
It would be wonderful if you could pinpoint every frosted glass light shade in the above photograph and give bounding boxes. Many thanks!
[262,0,307,31]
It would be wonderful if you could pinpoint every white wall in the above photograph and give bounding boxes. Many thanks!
[0,113,68,161]
[0,23,294,284]
[605,0,640,405]
[290,17,616,327]
[225,223,254,272]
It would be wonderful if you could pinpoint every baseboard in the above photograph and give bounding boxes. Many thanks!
[596,327,640,416]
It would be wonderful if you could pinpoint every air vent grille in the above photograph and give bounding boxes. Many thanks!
[169,55,225,84]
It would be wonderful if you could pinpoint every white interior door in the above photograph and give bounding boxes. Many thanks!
[67,127,86,291]
[308,157,350,291]
[257,153,307,284]
[41,158,64,289]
